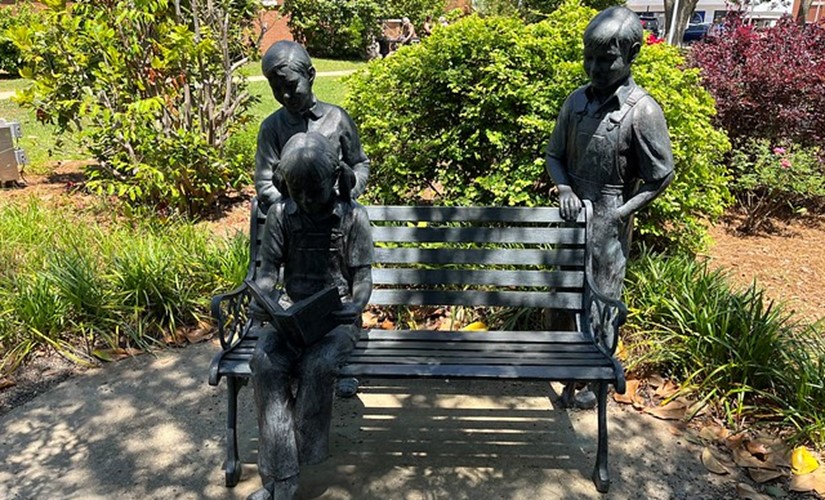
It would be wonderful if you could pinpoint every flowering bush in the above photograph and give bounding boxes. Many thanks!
[689,14,825,148]
[729,139,825,232]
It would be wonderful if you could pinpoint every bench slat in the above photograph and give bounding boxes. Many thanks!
[371,226,584,245]
[355,340,596,353]
[340,363,615,380]
[366,205,584,223]
[360,329,589,343]
[370,289,583,309]
[374,248,585,266]
[347,355,611,366]
[372,268,584,288]
[352,348,599,358]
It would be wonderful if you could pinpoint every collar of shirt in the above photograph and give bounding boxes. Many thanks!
[283,97,325,125]
[577,76,637,115]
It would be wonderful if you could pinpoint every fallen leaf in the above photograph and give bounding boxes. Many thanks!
[726,432,750,450]
[736,483,772,500]
[666,424,683,436]
[702,447,729,475]
[646,373,665,388]
[748,468,785,484]
[181,327,211,344]
[0,377,16,390]
[380,319,395,330]
[613,378,640,405]
[615,337,627,361]
[654,379,679,398]
[643,400,686,420]
[699,424,730,443]
[791,446,819,475]
[747,440,770,459]
[361,310,379,328]
[790,470,825,495]
[460,321,487,331]
[734,447,778,470]
[92,348,143,362]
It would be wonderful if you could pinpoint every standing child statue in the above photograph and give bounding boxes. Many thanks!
[247,132,373,500]
[545,6,674,408]
[255,41,370,214]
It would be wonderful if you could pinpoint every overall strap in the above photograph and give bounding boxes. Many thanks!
[605,86,648,132]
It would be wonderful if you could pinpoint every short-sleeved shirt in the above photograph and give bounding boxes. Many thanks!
[258,198,373,303]
[255,99,370,210]
[545,77,673,195]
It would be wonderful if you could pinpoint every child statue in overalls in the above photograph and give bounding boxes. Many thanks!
[545,6,674,408]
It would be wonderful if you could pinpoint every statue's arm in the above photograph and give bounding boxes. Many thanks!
[545,98,580,220]
[255,119,285,208]
[617,98,675,219]
[340,112,371,199]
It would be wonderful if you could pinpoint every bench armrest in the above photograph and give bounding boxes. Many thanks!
[211,284,252,350]
[584,272,628,355]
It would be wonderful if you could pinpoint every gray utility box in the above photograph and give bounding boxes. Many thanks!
[0,119,27,183]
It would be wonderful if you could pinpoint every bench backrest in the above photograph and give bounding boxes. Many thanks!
[247,198,593,313]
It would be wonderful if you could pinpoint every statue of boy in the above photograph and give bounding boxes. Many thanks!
[255,41,370,213]
[247,132,374,500]
[545,7,674,407]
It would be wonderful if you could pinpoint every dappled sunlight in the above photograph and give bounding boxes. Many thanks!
[1,343,737,499]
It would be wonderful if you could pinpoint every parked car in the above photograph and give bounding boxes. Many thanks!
[639,14,661,37]
[683,13,710,43]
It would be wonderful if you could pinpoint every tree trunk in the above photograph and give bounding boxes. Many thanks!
[663,0,700,45]
[796,0,814,23]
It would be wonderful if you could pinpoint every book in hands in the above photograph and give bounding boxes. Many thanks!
[245,279,343,347]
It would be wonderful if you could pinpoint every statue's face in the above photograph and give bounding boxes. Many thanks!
[269,66,314,114]
[290,172,335,215]
[583,43,632,91]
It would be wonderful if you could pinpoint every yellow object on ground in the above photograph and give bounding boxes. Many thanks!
[792,446,820,475]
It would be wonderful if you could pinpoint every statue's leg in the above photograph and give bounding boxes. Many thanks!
[294,325,357,465]
[250,329,301,485]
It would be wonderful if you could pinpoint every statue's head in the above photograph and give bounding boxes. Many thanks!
[582,7,643,91]
[261,41,316,115]
[280,132,340,214]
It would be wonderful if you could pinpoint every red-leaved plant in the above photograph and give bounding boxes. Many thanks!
[688,13,825,148]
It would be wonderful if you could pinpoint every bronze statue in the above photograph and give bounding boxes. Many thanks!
[247,132,373,500]
[255,41,370,213]
[545,6,674,408]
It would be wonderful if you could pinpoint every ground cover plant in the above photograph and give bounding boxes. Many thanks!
[0,198,248,375]
[346,0,731,253]
[625,250,825,445]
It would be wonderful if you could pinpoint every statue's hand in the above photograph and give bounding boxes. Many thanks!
[331,302,361,325]
[558,187,582,221]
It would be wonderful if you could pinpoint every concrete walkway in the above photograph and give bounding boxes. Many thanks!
[0,71,356,102]
[0,339,736,499]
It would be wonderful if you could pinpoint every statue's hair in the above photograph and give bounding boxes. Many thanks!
[281,133,338,187]
[261,40,313,80]
[583,7,643,55]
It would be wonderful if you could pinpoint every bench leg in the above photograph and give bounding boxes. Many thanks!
[225,376,243,487]
[592,381,610,493]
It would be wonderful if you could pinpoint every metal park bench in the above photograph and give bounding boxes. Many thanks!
[208,197,628,492]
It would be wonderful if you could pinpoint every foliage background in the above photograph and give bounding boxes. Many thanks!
[346,1,731,253]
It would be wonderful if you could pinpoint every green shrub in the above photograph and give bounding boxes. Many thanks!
[8,0,258,216]
[729,139,825,233]
[625,250,825,444]
[346,1,731,253]
[0,2,40,74]
[473,0,621,22]
[282,0,444,59]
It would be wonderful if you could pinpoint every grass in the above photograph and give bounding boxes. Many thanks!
[239,57,365,77]
[0,199,249,374]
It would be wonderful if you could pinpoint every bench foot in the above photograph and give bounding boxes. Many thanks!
[592,381,610,493]
[225,376,244,487]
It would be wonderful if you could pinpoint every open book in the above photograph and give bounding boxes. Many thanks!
[245,279,343,347]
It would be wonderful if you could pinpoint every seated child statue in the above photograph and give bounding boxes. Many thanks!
[247,132,374,500]
[544,7,674,408]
